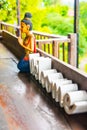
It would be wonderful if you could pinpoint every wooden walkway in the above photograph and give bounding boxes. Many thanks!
[0,41,87,130]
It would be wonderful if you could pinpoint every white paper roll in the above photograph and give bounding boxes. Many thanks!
[32,57,51,80]
[40,69,57,84]
[52,79,72,101]
[31,56,44,75]
[34,64,39,80]
[29,53,40,73]
[59,83,78,107]
[63,90,87,107]
[51,79,66,99]
[41,69,57,88]
[48,77,66,93]
[38,58,52,81]
[64,101,87,115]
[45,73,63,93]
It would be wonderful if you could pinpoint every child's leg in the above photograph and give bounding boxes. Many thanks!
[17,57,30,73]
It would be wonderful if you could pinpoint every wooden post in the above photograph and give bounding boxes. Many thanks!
[0,22,3,30]
[16,0,20,36]
[68,33,77,67]
[16,0,20,26]
[38,42,42,50]
[74,0,79,67]
[53,41,59,58]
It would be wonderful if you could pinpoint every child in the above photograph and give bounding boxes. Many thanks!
[17,12,36,72]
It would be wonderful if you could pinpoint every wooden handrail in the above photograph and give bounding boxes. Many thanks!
[36,38,70,43]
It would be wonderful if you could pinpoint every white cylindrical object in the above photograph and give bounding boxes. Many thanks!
[51,78,67,99]
[48,77,66,93]
[63,90,87,107]
[38,58,52,81]
[29,53,40,73]
[31,56,44,75]
[34,64,39,80]
[40,69,57,84]
[64,101,87,115]
[52,79,72,101]
[59,83,78,107]
[45,73,63,93]
[33,57,51,80]
[41,70,57,88]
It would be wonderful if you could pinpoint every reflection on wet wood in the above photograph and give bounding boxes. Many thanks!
[0,44,71,130]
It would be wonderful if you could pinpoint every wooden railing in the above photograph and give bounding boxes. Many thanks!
[0,21,77,67]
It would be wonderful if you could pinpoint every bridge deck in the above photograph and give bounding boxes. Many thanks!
[0,41,87,130]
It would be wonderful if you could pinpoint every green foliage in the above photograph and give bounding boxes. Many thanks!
[56,5,69,16]
[78,2,87,57]
[0,0,9,21]
[20,0,43,19]
[45,13,73,35]
[79,2,87,58]
[0,0,8,9]
[80,2,87,28]
[79,22,87,55]
[31,4,70,34]
[0,0,16,23]
[43,0,60,6]
[32,8,46,30]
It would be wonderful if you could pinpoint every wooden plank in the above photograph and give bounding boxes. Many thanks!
[1,30,25,59]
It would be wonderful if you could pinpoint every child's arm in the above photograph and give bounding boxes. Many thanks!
[29,34,34,52]
[18,36,33,52]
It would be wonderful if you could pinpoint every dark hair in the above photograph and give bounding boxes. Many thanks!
[24,12,32,19]
[21,19,32,31]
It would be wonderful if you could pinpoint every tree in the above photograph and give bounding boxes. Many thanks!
[0,0,17,23]
[0,0,8,10]
[43,0,60,6]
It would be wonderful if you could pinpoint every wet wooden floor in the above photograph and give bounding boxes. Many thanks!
[0,42,87,130]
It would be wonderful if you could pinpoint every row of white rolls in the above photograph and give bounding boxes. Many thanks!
[29,53,87,115]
